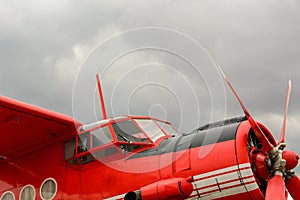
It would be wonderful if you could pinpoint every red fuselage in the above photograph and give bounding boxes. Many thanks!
[0,114,272,200]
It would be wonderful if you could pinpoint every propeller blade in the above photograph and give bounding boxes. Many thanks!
[265,173,286,200]
[217,66,274,152]
[286,175,300,200]
[278,80,291,144]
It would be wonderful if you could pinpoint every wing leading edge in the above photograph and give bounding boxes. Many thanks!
[0,96,82,160]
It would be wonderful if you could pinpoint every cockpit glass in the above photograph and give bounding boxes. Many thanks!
[135,119,166,142]
[92,126,113,148]
[112,120,149,143]
[78,132,90,153]
[65,117,178,165]
[64,138,75,160]
[155,121,178,136]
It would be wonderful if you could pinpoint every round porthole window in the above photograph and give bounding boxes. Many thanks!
[1,191,15,200]
[40,178,57,200]
[20,185,35,200]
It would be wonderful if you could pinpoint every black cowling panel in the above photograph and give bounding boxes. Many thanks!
[127,116,245,160]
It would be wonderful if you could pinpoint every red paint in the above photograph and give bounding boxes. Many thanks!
[265,174,285,200]
[137,178,193,200]
[286,175,300,200]
[251,152,269,181]
[96,74,107,120]
[223,76,274,152]
[278,80,291,144]
[0,94,297,200]
[283,150,299,170]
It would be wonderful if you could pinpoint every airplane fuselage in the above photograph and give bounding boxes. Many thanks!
[0,116,268,200]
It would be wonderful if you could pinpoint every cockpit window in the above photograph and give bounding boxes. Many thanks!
[135,119,166,142]
[78,132,90,153]
[92,126,113,148]
[64,116,178,165]
[112,120,149,143]
[155,121,178,136]
[64,138,75,160]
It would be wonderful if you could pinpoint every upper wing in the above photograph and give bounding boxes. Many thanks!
[0,96,82,160]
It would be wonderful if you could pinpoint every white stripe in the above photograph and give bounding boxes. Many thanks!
[193,172,238,192]
[104,163,255,200]
[243,177,256,183]
[190,190,199,197]
[217,177,254,190]
[244,182,259,192]
[198,185,219,194]
[240,168,254,177]
[238,163,251,168]
[204,185,247,200]
[193,165,239,180]
[187,185,251,200]
[193,167,253,189]
[186,196,198,199]
[188,163,258,199]
[193,163,251,181]
[104,193,126,200]
[193,175,255,195]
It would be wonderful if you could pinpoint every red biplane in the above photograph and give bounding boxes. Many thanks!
[0,71,299,200]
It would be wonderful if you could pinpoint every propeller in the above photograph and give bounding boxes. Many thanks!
[286,173,300,200]
[265,172,285,200]
[217,66,299,200]
[279,80,291,144]
[217,67,274,152]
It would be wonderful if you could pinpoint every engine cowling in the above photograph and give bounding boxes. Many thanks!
[124,178,193,200]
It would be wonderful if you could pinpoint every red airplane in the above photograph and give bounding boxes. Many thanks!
[0,71,299,200]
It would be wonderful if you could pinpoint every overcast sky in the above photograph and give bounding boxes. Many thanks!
[1,0,300,192]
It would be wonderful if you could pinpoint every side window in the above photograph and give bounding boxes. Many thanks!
[91,125,121,159]
[92,126,112,148]
[64,138,75,160]
[78,132,90,153]
[20,185,36,200]
[77,132,94,165]
[64,133,94,165]
[64,126,115,164]
[1,191,15,200]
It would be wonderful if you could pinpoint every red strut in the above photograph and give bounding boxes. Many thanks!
[96,74,107,119]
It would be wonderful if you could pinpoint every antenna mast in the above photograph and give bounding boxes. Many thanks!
[96,74,107,119]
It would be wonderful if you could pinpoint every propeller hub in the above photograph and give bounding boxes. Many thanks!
[268,143,287,175]
[282,150,299,170]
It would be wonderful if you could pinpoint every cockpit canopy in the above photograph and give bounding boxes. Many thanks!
[64,116,178,165]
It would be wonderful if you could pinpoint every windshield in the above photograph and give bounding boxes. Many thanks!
[92,126,113,147]
[111,118,174,143]
[78,117,177,146]
[135,119,166,142]
[112,120,150,143]
[155,120,178,136]
[65,116,178,164]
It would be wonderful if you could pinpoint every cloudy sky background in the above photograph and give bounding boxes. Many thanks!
[1,0,300,194]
